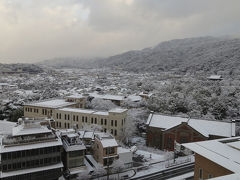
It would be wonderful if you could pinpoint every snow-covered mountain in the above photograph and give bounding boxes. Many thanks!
[97,36,240,74]
[39,36,240,75]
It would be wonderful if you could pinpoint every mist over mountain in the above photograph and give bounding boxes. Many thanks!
[40,36,240,75]
[97,36,240,75]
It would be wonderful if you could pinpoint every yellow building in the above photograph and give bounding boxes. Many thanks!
[54,108,127,139]
[24,99,127,139]
[24,99,78,118]
[92,133,118,166]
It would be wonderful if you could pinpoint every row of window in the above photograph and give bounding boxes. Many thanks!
[1,146,61,160]
[1,156,61,172]
[25,107,38,113]
[56,114,122,128]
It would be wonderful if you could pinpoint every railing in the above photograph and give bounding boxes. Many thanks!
[3,134,57,146]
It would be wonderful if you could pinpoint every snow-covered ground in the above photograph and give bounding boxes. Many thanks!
[133,155,194,179]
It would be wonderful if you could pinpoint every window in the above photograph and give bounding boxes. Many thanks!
[73,115,75,121]
[82,116,84,122]
[115,120,117,127]
[106,147,115,154]
[85,117,87,122]
[104,128,107,132]
[68,114,70,120]
[122,119,123,125]
[59,122,61,128]
[111,129,113,134]
[91,118,93,123]
[76,116,79,122]
[199,168,203,179]
[56,122,58,127]
[64,123,66,128]
[56,113,58,119]
[59,113,61,119]
[101,119,103,125]
[167,137,173,149]
[95,118,97,124]
[69,150,83,157]
[111,120,113,126]
[68,123,70,128]
[114,129,117,136]
[104,119,107,125]
[65,114,67,120]
[208,174,212,179]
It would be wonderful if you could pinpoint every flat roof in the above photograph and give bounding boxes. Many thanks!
[25,99,77,108]
[0,138,62,153]
[109,108,128,113]
[58,107,126,115]
[0,121,16,135]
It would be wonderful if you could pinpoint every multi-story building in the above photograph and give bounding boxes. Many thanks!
[59,130,87,179]
[183,137,240,180]
[0,118,63,180]
[65,95,87,108]
[146,113,235,151]
[24,99,77,118]
[24,99,128,139]
[54,108,127,139]
[92,133,118,166]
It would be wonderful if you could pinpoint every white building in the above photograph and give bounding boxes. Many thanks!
[0,119,63,180]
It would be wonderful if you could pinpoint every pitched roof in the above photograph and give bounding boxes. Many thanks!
[183,137,240,174]
[146,114,234,138]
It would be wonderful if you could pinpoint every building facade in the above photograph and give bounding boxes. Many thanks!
[60,130,87,179]
[0,119,63,180]
[24,99,127,139]
[146,114,235,151]
[183,137,240,180]
[92,133,118,166]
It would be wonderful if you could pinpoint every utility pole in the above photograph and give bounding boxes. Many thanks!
[107,147,109,180]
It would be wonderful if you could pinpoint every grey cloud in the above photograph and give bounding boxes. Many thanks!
[0,0,240,63]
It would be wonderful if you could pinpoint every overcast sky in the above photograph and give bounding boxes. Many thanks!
[0,0,240,63]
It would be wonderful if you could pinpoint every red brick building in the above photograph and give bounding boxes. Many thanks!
[146,114,235,151]
[183,137,240,180]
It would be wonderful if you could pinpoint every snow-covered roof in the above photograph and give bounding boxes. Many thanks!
[146,114,234,138]
[58,107,95,114]
[209,173,240,180]
[96,133,118,148]
[0,138,62,153]
[12,123,51,136]
[109,108,128,113]
[127,95,142,102]
[101,138,118,148]
[0,162,63,178]
[89,93,125,101]
[183,137,240,174]
[207,75,223,80]
[58,107,126,115]
[25,99,77,108]
[117,147,132,154]
[139,92,153,97]
[93,111,109,116]
[79,131,95,139]
[0,121,16,135]
[66,94,84,99]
